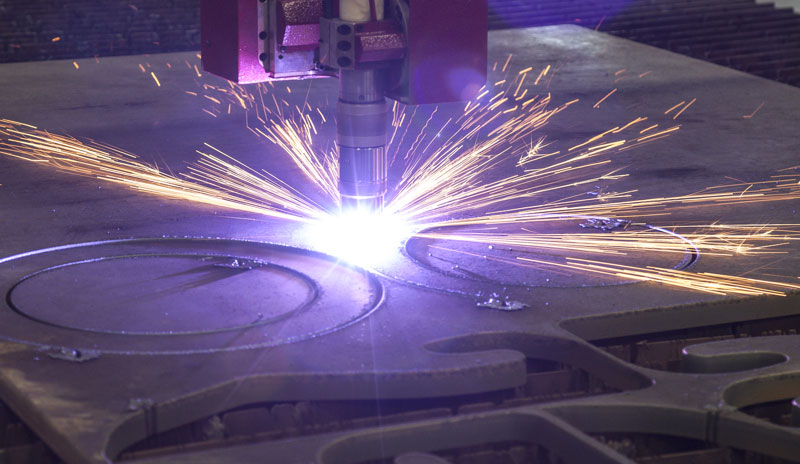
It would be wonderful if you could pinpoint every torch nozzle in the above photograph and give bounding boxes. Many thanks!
[340,193,385,214]
[338,145,387,214]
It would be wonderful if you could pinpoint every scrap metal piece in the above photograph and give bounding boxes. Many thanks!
[477,295,527,311]
[127,397,155,412]
[46,347,100,363]
[213,257,268,270]
[202,415,226,441]
[579,218,631,231]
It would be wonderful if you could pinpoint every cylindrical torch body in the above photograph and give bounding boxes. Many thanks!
[337,68,388,213]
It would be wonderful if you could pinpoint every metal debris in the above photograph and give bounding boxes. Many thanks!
[127,397,155,412]
[477,294,527,311]
[585,186,618,203]
[579,217,631,231]
[202,415,226,441]
[213,258,267,270]
[47,348,100,363]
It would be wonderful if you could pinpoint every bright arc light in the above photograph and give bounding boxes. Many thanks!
[308,212,413,267]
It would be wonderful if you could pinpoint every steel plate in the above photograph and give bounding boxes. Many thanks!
[0,238,383,354]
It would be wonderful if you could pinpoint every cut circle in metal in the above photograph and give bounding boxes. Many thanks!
[0,238,384,355]
[401,216,696,289]
[8,254,317,336]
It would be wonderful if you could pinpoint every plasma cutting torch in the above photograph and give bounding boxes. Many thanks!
[201,0,488,213]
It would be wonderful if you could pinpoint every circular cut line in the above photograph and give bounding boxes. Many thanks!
[402,217,699,290]
[6,253,320,336]
[0,238,385,355]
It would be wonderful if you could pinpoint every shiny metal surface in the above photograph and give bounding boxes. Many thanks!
[337,68,389,212]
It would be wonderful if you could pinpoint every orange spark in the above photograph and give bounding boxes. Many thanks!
[501,54,513,72]
[743,102,765,119]
[593,88,617,109]
[672,98,696,120]
[534,65,551,86]
[665,101,685,115]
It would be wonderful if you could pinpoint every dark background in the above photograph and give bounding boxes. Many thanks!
[1,0,799,87]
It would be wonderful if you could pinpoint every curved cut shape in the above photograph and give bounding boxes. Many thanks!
[724,373,800,410]
[404,219,694,289]
[319,411,632,464]
[714,409,800,461]
[546,403,709,443]
[425,332,652,392]
[0,238,383,354]
[106,353,529,460]
[8,254,318,336]
[682,351,787,374]
[547,402,800,463]
[682,337,789,374]
[394,452,451,464]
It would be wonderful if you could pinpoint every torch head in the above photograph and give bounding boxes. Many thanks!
[200,0,488,217]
